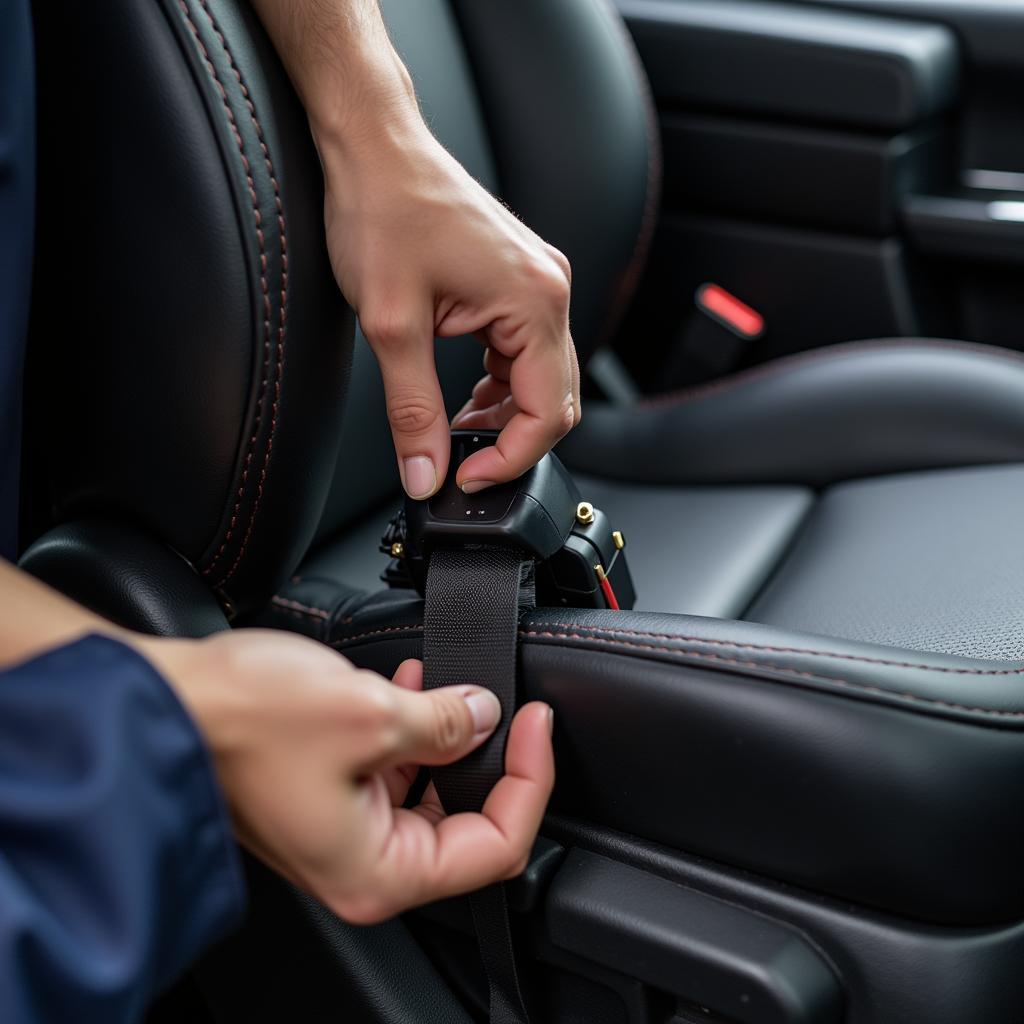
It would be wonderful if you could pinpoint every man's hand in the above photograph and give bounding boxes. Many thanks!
[0,564,555,925]
[249,0,581,499]
[142,630,554,923]
[325,130,579,499]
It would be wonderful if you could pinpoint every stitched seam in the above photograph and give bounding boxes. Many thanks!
[270,596,330,621]
[526,621,1024,677]
[519,629,1024,720]
[639,339,1024,410]
[329,622,1024,718]
[179,1,274,583]
[194,0,289,589]
[332,624,424,646]
[199,0,288,588]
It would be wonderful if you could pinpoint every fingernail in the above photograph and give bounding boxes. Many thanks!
[403,456,436,499]
[547,705,555,735]
[461,480,497,495]
[464,688,502,736]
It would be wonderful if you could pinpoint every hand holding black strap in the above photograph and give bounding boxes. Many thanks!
[422,546,533,1024]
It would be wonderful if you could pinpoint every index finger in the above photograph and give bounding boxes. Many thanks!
[455,327,579,490]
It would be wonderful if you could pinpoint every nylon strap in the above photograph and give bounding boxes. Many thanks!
[423,546,532,1024]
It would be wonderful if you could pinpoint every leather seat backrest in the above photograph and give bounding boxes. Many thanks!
[314,0,659,545]
[23,0,353,620]
[22,0,656,623]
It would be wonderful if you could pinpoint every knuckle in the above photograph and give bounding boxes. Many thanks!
[430,695,468,755]
[523,258,571,306]
[555,399,576,437]
[361,307,415,349]
[386,393,443,436]
[331,893,392,926]
[542,271,571,306]
[549,246,572,282]
[504,851,530,880]
[347,681,398,733]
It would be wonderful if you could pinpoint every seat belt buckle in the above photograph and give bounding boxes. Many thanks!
[535,501,635,610]
[666,282,766,387]
[379,433,636,611]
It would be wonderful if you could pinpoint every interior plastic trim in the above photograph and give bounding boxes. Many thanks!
[616,0,959,130]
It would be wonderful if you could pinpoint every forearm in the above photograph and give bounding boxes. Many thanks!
[248,0,426,159]
[251,0,578,494]
[0,559,124,669]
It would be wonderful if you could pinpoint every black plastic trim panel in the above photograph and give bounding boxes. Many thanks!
[663,114,944,235]
[785,0,1024,75]
[617,0,959,130]
[548,850,843,1023]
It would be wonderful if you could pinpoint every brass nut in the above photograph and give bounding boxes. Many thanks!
[576,501,595,525]
[390,541,404,558]
[612,530,626,550]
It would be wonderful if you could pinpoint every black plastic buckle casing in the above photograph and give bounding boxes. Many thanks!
[381,431,635,610]
[406,431,579,562]
[537,503,635,610]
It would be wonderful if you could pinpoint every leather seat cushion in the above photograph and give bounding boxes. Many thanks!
[571,475,812,616]
[295,462,1024,661]
[748,463,1024,659]
[297,479,813,619]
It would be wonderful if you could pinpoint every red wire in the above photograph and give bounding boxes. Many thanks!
[598,571,620,611]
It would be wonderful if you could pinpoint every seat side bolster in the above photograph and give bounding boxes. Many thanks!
[560,339,1024,487]
[254,587,1024,926]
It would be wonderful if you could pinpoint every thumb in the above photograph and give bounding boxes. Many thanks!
[360,304,451,499]
[386,684,502,767]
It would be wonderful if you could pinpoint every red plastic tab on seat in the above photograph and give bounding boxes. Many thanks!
[696,283,765,339]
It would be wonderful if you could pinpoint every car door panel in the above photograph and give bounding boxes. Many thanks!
[613,0,1024,389]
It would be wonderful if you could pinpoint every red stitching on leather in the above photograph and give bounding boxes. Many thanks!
[181,0,288,588]
[331,624,424,645]
[179,2,276,585]
[639,339,1024,410]
[197,0,289,588]
[270,596,330,621]
[518,629,1024,720]
[525,621,1024,677]
[328,621,1024,719]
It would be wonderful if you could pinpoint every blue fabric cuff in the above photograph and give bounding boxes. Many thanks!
[0,633,247,1021]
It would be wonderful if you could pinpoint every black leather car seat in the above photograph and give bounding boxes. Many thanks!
[299,0,1024,654]
[19,1,1024,1021]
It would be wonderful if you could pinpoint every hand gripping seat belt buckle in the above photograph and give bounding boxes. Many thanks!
[388,432,635,1022]
[380,432,636,613]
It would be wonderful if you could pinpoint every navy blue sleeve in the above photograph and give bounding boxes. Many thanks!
[0,0,35,560]
[0,634,246,1023]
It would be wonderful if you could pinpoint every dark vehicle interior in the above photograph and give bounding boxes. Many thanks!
[19,1,1024,1021]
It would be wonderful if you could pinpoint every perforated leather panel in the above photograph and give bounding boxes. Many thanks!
[748,463,1024,660]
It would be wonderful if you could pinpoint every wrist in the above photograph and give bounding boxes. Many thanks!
[314,103,434,188]
[130,634,237,755]
[307,51,426,163]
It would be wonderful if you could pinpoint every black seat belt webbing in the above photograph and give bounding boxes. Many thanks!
[422,546,532,1024]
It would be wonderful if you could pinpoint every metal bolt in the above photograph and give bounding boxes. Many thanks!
[576,501,595,525]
